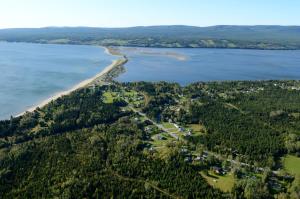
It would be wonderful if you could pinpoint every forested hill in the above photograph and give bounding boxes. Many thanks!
[0,85,225,198]
[1,25,300,49]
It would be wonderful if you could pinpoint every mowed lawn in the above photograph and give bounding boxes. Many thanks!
[200,171,235,193]
[103,92,115,103]
[284,155,300,175]
[162,122,176,129]
[283,155,300,190]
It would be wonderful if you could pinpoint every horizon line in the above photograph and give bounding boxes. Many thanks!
[1,24,300,30]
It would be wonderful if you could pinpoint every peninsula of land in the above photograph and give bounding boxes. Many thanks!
[16,46,128,117]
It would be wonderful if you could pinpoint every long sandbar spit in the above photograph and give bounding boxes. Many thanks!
[16,46,127,117]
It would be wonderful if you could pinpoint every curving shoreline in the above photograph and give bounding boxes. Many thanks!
[16,46,127,117]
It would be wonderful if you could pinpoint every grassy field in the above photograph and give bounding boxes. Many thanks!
[284,155,300,175]
[124,90,138,97]
[150,139,167,147]
[200,171,235,193]
[162,122,181,133]
[123,90,144,107]
[150,133,175,146]
[187,124,206,135]
[187,124,203,131]
[103,92,115,103]
[162,122,176,129]
[149,133,176,159]
[283,155,300,191]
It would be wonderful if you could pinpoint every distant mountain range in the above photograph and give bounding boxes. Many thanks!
[1,25,300,49]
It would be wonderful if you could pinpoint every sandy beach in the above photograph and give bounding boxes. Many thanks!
[117,47,188,61]
[16,47,127,117]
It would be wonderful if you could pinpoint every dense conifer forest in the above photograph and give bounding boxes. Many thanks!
[1,81,300,198]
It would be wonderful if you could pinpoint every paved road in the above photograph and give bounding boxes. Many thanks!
[201,150,280,174]
[128,104,276,174]
[129,105,179,139]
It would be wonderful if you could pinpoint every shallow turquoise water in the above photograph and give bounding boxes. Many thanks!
[117,47,300,85]
[0,42,115,120]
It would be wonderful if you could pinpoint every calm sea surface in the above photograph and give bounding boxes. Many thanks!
[1,43,300,120]
[0,42,115,120]
[117,47,300,84]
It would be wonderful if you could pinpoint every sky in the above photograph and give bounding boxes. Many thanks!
[0,0,299,28]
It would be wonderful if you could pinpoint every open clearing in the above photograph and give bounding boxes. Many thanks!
[283,155,300,191]
[103,92,115,103]
[200,171,235,193]
[284,155,300,175]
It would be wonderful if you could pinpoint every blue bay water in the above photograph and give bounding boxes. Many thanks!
[0,42,115,120]
[1,44,300,120]
[117,47,300,85]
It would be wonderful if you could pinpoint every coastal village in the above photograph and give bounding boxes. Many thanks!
[1,45,299,197]
[86,46,300,195]
[100,82,299,194]
[13,45,298,196]
[1,1,300,197]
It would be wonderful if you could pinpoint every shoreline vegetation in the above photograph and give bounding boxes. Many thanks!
[16,46,128,117]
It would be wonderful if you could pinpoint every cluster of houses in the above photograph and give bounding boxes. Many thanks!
[127,94,144,108]
[211,166,227,175]
[181,149,228,175]
[239,87,264,94]
[274,82,300,91]
[146,120,232,177]
[172,123,193,137]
